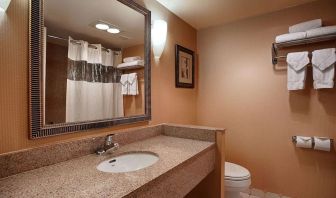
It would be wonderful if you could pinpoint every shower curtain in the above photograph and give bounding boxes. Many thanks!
[66,37,124,122]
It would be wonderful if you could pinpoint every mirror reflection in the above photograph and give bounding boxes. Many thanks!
[43,0,145,125]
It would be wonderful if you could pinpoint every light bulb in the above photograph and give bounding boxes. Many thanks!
[95,23,109,30]
[152,20,167,59]
[107,28,120,34]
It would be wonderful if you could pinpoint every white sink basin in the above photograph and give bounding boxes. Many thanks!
[97,152,159,173]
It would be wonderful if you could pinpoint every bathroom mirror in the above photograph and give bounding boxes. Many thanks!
[29,0,151,138]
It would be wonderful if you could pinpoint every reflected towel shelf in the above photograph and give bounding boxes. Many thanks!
[117,65,144,70]
[272,33,336,65]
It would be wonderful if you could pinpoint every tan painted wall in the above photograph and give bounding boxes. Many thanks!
[0,0,197,154]
[197,0,336,197]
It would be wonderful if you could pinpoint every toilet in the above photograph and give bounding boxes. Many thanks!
[225,162,251,198]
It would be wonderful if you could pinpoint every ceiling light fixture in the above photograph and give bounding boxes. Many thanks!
[0,0,11,12]
[107,28,120,34]
[95,23,109,30]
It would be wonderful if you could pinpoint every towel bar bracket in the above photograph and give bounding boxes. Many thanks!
[272,43,278,65]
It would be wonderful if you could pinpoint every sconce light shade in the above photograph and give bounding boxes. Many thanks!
[0,0,11,12]
[152,20,167,59]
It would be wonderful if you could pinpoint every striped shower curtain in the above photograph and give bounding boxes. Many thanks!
[66,37,124,122]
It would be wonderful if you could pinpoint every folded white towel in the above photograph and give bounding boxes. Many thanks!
[120,74,129,95]
[275,32,306,43]
[289,19,322,33]
[127,73,139,96]
[287,52,310,90]
[117,60,144,69]
[312,48,336,89]
[123,56,141,63]
[306,26,336,38]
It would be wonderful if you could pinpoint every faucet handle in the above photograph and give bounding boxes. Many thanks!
[105,134,115,145]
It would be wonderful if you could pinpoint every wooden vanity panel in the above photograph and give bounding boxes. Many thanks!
[185,129,226,198]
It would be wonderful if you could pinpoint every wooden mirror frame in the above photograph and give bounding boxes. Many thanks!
[29,0,151,139]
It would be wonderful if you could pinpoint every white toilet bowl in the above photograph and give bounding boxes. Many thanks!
[225,162,251,198]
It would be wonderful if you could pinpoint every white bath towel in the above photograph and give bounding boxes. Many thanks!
[286,52,310,90]
[275,32,307,43]
[289,19,322,33]
[117,60,144,69]
[123,56,141,63]
[306,26,336,38]
[127,73,139,95]
[120,74,129,95]
[312,48,336,89]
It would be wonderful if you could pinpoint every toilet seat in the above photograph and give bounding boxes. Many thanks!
[225,162,250,181]
[224,162,251,197]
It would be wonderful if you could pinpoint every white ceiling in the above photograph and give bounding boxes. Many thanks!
[45,0,145,49]
[155,0,316,29]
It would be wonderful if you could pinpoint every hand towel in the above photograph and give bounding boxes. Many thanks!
[306,26,336,38]
[120,74,129,95]
[275,32,307,43]
[289,19,322,33]
[286,52,310,90]
[312,48,336,89]
[127,73,139,95]
[123,56,141,63]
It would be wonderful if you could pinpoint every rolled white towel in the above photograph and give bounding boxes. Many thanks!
[123,56,141,63]
[306,26,336,38]
[289,19,322,33]
[275,32,306,43]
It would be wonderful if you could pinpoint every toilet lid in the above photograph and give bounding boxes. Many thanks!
[225,162,250,181]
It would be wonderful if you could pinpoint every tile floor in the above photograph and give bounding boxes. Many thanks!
[239,188,291,198]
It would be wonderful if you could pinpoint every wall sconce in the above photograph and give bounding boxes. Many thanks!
[152,19,167,60]
[0,0,11,12]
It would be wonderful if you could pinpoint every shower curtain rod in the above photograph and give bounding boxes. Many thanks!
[47,35,121,53]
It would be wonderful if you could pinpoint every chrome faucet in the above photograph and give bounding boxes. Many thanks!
[96,134,119,155]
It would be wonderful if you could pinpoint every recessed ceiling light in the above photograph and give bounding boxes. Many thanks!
[95,23,109,30]
[107,28,120,34]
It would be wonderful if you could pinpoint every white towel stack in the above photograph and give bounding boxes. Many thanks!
[117,56,144,69]
[275,32,306,43]
[275,19,336,43]
[123,56,141,63]
[286,52,310,90]
[289,19,322,33]
[312,48,336,89]
[119,73,139,95]
[306,26,336,38]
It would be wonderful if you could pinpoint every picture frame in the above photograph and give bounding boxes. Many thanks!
[175,44,195,88]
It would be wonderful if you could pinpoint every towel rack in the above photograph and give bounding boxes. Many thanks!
[272,34,336,65]
[273,51,336,63]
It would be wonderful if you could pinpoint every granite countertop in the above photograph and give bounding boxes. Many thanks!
[0,135,215,198]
